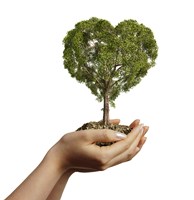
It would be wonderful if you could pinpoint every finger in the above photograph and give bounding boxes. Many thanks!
[96,126,146,169]
[103,145,140,169]
[129,119,140,129]
[84,129,127,144]
[129,148,141,160]
[107,147,140,168]
[104,133,145,168]
[109,119,120,125]
[129,137,147,160]
[122,129,147,159]
[126,126,144,153]
[101,124,144,159]
[126,123,144,140]
[142,126,149,136]
[137,137,147,149]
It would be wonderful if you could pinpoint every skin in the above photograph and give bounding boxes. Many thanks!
[5,119,148,200]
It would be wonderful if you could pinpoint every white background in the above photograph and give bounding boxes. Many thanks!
[0,0,194,199]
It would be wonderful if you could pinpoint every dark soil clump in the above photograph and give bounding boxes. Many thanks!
[76,121,132,146]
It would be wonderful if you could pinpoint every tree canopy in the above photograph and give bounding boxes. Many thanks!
[63,17,158,124]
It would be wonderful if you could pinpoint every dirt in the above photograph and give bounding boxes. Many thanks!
[76,121,132,146]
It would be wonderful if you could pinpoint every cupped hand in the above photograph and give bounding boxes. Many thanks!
[50,119,148,173]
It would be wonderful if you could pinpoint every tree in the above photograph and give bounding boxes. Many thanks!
[63,17,158,125]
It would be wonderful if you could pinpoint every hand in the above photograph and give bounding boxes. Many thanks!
[5,119,148,200]
[49,119,148,173]
[101,118,148,152]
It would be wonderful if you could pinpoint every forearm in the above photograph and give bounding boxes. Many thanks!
[46,170,73,200]
[5,152,64,200]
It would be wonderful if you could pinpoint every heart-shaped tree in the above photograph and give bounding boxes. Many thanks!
[63,17,158,126]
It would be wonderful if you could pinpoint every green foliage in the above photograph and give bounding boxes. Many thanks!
[63,17,158,107]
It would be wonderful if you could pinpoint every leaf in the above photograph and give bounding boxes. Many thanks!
[63,17,158,106]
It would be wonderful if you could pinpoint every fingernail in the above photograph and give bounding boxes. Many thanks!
[139,123,144,128]
[115,132,127,139]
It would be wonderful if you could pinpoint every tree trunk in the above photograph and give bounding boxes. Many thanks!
[103,91,110,125]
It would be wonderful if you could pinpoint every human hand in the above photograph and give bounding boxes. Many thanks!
[102,118,148,151]
[49,119,148,174]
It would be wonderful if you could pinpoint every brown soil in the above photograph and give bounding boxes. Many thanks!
[76,121,132,146]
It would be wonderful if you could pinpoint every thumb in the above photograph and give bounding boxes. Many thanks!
[86,129,127,145]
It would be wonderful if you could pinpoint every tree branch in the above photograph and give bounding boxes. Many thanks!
[110,74,130,88]
[83,64,104,88]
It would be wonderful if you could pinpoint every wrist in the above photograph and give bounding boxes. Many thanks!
[46,142,71,175]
